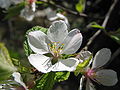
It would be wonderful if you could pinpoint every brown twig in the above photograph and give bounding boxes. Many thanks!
[8,19,14,39]
[111,47,120,61]
[38,0,104,19]
[48,1,87,17]
[83,0,118,51]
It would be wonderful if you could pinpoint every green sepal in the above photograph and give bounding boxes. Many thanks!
[74,54,93,76]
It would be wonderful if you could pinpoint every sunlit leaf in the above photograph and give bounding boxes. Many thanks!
[0,43,16,81]
[87,22,104,29]
[76,0,86,13]
[109,28,120,45]
[34,71,70,90]
[11,58,20,66]
[54,72,70,82]
[34,72,55,90]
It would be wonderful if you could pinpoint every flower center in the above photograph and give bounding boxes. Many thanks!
[48,42,64,64]
[85,69,102,84]
[86,69,96,78]
[48,42,64,58]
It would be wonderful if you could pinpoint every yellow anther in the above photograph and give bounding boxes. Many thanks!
[48,43,51,46]
[48,42,65,58]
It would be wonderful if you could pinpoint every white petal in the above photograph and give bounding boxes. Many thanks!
[28,54,52,73]
[48,16,58,21]
[79,76,85,90]
[79,51,92,61]
[86,79,96,90]
[12,72,27,90]
[52,58,79,71]
[78,51,93,69]
[92,48,111,69]
[61,29,83,54]
[20,6,35,21]
[31,2,36,12]
[86,79,90,90]
[47,20,68,43]
[56,13,69,26]
[95,69,118,86]
[28,31,50,54]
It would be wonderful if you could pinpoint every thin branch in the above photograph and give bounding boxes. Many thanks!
[48,1,87,17]
[8,19,14,39]
[38,0,87,17]
[38,0,104,19]
[111,47,120,61]
[83,0,118,50]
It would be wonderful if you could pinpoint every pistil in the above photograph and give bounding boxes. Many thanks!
[48,42,64,64]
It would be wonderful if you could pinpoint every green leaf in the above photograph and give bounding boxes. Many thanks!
[109,28,120,45]
[24,40,33,56]
[0,43,16,81]
[34,72,55,90]
[36,1,45,4]
[34,71,70,90]
[54,72,70,82]
[25,26,48,35]
[11,58,20,66]
[24,26,48,56]
[88,22,104,29]
[90,25,104,29]
[74,54,93,76]
[4,2,25,20]
[76,0,86,13]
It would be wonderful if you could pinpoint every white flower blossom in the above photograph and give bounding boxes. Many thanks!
[20,0,36,21]
[79,48,118,90]
[27,20,83,73]
[12,72,28,90]
[45,8,69,26]
[0,72,27,90]
[0,0,36,21]
[20,5,35,21]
